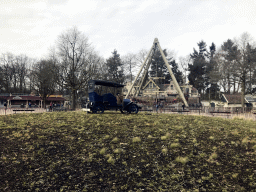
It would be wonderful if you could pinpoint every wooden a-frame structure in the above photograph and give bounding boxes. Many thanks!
[125,38,189,107]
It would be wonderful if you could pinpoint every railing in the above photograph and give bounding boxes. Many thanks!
[139,104,256,115]
[0,93,10,96]
[13,109,35,114]
[0,93,31,96]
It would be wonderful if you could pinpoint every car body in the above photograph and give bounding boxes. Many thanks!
[83,80,140,114]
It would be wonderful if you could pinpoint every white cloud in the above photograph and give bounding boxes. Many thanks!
[27,1,47,11]
[1,0,256,60]
[59,0,98,16]
[118,0,134,8]
[135,0,172,13]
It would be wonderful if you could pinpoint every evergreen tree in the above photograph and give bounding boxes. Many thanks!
[206,42,220,99]
[209,42,216,58]
[221,39,239,61]
[169,60,183,84]
[188,58,205,94]
[188,40,209,96]
[34,59,57,108]
[149,48,168,80]
[149,48,182,84]
[105,49,124,84]
[221,39,240,93]
[191,40,209,59]
[198,40,209,58]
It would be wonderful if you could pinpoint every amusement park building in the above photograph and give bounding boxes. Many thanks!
[0,93,65,108]
[123,79,199,99]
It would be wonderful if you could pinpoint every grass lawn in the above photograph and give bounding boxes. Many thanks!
[0,111,256,191]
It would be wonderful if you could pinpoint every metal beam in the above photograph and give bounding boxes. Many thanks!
[155,38,189,107]
[125,38,189,107]
[125,43,155,99]
[134,51,154,96]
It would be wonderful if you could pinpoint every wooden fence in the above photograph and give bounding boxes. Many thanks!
[139,104,256,119]
[0,108,47,115]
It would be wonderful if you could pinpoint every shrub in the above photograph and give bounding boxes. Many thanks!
[99,148,106,155]
[162,148,168,154]
[132,137,141,143]
[111,137,119,143]
[113,148,122,154]
[170,143,180,148]
[107,156,115,164]
[175,156,188,164]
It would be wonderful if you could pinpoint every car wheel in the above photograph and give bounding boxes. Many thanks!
[128,104,139,114]
[92,103,104,114]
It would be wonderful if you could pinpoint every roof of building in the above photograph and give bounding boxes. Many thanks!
[158,84,170,91]
[46,97,65,101]
[89,80,124,87]
[222,94,248,104]
[142,79,160,90]
[191,87,198,91]
[2,95,65,101]
[245,95,256,102]
[188,97,200,104]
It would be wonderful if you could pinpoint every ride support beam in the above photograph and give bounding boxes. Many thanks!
[125,43,155,99]
[134,53,153,97]
[125,38,189,107]
[155,38,188,107]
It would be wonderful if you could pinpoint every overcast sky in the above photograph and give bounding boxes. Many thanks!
[1,0,256,61]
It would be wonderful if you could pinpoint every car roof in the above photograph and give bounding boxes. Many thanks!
[88,80,124,87]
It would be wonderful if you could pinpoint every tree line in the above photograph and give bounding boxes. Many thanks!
[0,27,255,108]
[185,32,256,107]
[0,27,183,109]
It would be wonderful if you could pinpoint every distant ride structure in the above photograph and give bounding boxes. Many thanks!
[125,38,189,107]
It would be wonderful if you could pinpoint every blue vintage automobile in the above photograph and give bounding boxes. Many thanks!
[83,80,139,114]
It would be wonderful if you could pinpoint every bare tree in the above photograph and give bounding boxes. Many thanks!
[130,49,150,85]
[1,53,16,93]
[234,32,256,107]
[56,26,97,109]
[15,55,29,93]
[179,55,191,84]
[0,65,4,92]
[122,53,137,83]
[219,39,240,94]
[80,52,104,96]
[135,49,149,65]
[33,60,56,108]
[26,58,38,94]
[95,56,108,81]
[213,50,232,93]
[0,53,32,94]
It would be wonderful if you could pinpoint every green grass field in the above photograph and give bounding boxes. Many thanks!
[0,111,256,191]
